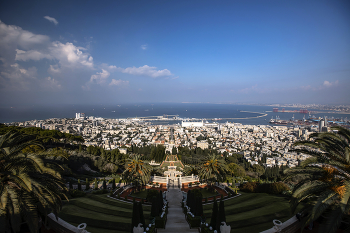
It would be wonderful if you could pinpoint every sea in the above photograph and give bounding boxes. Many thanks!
[0,103,349,126]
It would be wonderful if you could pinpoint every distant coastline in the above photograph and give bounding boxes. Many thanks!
[1,103,348,126]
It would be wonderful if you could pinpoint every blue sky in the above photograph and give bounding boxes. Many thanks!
[0,0,349,106]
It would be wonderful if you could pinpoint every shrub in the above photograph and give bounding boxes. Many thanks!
[85,178,90,190]
[241,181,290,194]
[69,189,86,198]
[240,182,258,193]
[78,179,81,191]
[147,189,159,203]
[94,179,98,190]
[269,182,290,194]
[92,189,109,195]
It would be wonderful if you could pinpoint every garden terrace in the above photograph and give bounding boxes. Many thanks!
[57,194,152,233]
[202,192,300,233]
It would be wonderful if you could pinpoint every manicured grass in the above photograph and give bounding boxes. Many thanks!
[202,192,297,233]
[58,194,151,233]
[199,188,217,198]
[131,190,148,199]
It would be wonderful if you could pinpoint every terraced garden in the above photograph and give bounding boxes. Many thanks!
[58,191,297,233]
[58,194,152,233]
[203,192,298,233]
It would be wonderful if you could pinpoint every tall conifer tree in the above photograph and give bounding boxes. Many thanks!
[210,198,218,230]
[131,201,140,233]
[85,178,89,190]
[138,202,145,229]
[78,179,81,190]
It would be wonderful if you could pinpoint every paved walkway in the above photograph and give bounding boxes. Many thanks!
[158,181,198,233]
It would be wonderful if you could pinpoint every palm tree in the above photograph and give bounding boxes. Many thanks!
[122,154,152,190]
[0,131,68,233]
[285,126,350,233]
[199,154,228,185]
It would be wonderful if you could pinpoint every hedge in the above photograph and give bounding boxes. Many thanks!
[186,214,201,228]
[240,182,289,194]
[87,194,151,211]
[70,200,137,218]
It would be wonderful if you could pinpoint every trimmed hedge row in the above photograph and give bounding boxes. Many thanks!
[186,214,201,228]
[240,182,290,194]
[58,213,131,231]
[87,194,152,211]
[203,193,260,210]
[70,199,145,218]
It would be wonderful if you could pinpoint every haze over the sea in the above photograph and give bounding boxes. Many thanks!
[1,103,349,125]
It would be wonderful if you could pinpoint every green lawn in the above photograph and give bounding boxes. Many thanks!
[58,194,151,233]
[131,190,148,199]
[58,192,297,233]
[199,188,217,198]
[202,192,298,233]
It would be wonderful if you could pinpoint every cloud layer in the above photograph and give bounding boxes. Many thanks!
[114,65,173,78]
[44,16,58,25]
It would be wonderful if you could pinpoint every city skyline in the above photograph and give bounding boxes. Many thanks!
[0,0,349,107]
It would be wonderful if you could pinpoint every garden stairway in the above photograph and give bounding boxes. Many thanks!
[158,183,198,233]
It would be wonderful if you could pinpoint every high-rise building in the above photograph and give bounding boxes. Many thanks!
[319,119,325,132]
[75,113,85,120]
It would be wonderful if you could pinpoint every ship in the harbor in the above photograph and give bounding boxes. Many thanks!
[269,116,289,125]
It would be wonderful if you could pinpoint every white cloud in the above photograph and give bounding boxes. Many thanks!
[42,77,61,89]
[0,63,37,90]
[89,69,110,84]
[302,80,340,91]
[0,21,94,69]
[15,49,52,61]
[141,44,147,50]
[48,64,60,73]
[49,42,94,68]
[44,16,58,25]
[118,65,173,78]
[0,20,50,62]
[109,79,129,86]
[323,80,338,87]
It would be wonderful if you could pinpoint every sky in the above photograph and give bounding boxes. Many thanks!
[0,0,349,106]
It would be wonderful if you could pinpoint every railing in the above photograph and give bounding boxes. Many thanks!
[46,213,90,233]
[259,216,301,233]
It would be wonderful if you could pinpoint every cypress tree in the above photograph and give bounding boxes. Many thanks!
[78,179,81,191]
[151,196,158,217]
[85,178,89,190]
[131,201,140,233]
[158,191,163,214]
[195,193,203,216]
[94,179,98,190]
[210,198,218,230]
[216,199,226,232]
[186,190,192,207]
[103,179,107,190]
[138,202,145,229]
[112,178,116,190]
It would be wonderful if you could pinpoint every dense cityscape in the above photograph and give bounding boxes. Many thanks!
[5,112,317,168]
